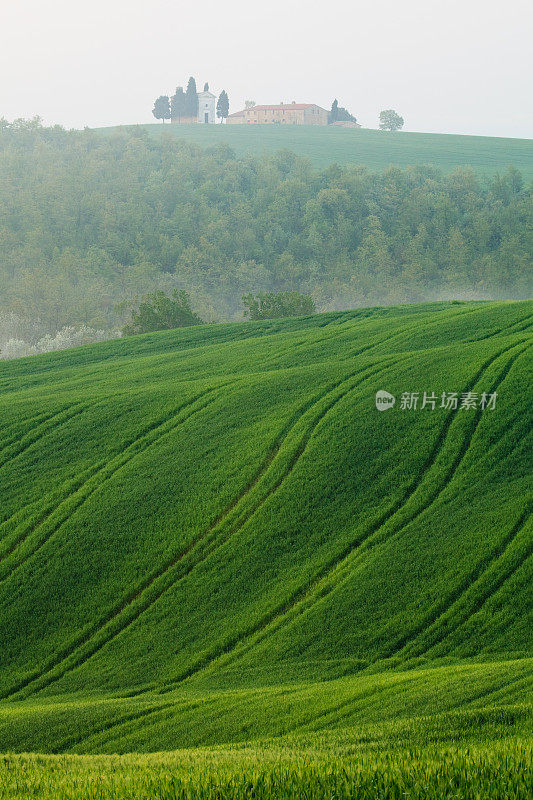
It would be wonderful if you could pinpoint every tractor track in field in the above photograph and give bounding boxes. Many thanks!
[106,339,530,695]
[60,682,297,753]
[289,660,533,737]
[0,408,62,455]
[286,681,401,737]
[149,342,527,691]
[403,506,532,660]
[54,700,184,754]
[0,402,90,472]
[4,359,394,701]
[0,384,228,547]
[380,344,532,660]
[466,312,533,343]
[4,318,529,703]
[283,303,493,365]
[462,666,533,709]
[0,386,223,586]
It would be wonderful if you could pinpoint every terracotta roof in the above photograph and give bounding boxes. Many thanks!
[229,103,324,117]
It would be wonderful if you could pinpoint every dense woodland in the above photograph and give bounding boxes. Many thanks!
[0,118,531,352]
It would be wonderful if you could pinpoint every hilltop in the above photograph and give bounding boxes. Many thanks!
[0,300,531,757]
[98,122,533,177]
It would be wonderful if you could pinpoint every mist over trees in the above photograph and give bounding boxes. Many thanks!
[0,119,531,354]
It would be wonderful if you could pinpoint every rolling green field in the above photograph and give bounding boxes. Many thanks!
[99,123,533,177]
[0,300,532,796]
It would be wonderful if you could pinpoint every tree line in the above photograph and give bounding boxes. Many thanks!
[153,77,229,123]
[0,118,530,347]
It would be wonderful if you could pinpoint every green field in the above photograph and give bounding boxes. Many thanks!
[0,300,531,796]
[100,123,533,177]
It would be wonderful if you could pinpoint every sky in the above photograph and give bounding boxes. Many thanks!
[2,0,532,138]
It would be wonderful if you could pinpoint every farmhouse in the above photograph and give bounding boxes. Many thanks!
[227,102,328,126]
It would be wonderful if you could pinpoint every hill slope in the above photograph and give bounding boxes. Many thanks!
[0,300,531,754]
[101,123,533,177]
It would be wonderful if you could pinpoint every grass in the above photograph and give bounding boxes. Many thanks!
[0,300,531,794]
[1,726,532,799]
[97,123,533,177]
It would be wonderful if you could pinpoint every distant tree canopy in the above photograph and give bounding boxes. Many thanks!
[243,292,316,320]
[379,110,404,131]
[122,290,203,336]
[329,99,357,124]
[152,96,171,123]
[216,90,230,122]
[0,120,530,340]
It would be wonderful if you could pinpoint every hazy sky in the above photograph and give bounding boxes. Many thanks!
[2,0,532,137]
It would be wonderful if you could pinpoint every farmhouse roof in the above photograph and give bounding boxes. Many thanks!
[249,103,316,111]
[228,103,325,118]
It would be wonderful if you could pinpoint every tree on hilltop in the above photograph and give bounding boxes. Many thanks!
[328,99,357,124]
[203,82,209,91]
[152,95,171,123]
[216,90,230,122]
[379,109,404,131]
[171,87,186,122]
[185,77,199,119]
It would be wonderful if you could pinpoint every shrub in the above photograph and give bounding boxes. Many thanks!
[242,292,316,320]
[122,290,204,336]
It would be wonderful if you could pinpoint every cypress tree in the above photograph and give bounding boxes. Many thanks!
[171,87,186,122]
[216,90,230,122]
[185,77,198,119]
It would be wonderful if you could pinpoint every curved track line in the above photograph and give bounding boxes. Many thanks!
[62,683,294,753]
[403,509,532,659]
[462,667,533,708]
[0,402,90,471]
[5,361,391,700]
[283,304,492,365]
[0,408,61,456]
[0,463,106,562]
[0,386,223,585]
[7,326,528,700]
[379,346,532,659]
[467,311,533,343]
[159,342,528,688]
[291,660,533,737]
[56,701,178,753]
